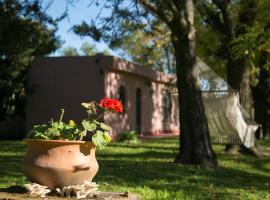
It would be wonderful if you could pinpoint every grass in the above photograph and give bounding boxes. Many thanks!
[0,137,270,200]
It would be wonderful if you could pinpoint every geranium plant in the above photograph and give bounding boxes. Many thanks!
[27,98,123,149]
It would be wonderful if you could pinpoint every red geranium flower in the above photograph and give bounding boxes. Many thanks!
[114,101,123,113]
[99,98,123,113]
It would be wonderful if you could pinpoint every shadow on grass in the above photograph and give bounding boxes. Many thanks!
[108,143,179,152]
[108,137,179,151]
[0,141,26,152]
[0,141,26,187]
[0,185,27,193]
[95,151,270,199]
[0,139,270,199]
[97,151,177,160]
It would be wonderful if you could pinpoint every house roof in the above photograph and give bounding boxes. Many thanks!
[93,54,176,85]
[37,54,176,84]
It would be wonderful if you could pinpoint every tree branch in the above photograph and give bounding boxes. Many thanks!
[138,0,171,24]
[197,1,228,36]
[212,0,234,39]
[167,0,180,18]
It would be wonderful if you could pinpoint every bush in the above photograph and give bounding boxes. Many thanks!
[118,130,140,143]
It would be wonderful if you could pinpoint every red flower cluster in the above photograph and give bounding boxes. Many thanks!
[99,98,123,113]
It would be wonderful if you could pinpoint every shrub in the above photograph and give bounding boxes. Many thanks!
[118,130,140,143]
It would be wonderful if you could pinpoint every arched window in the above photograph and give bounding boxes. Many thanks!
[119,85,126,112]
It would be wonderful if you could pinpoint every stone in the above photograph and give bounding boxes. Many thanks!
[0,185,140,200]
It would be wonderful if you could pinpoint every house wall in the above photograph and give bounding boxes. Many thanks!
[104,70,179,137]
[26,55,179,136]
[26,56,109,131]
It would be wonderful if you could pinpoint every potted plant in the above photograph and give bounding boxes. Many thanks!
[22,98,123,189]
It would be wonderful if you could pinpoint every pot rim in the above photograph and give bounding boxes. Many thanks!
[23,138,90,144]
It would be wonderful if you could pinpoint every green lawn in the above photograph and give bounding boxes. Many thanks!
[0,138,270,200]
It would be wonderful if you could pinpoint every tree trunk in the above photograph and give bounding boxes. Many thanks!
[224,0,258,154]
[252,52,270,138]
[252,86,270,138]
[226,0,257,114]
[227,57,253,114]
[172,0,217,166]
[226,57,258,155]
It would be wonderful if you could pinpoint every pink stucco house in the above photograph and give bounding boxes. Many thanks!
[26,54,179,137]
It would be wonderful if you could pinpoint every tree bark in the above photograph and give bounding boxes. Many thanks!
[252,52,270,138]
[171,0,217,166]
[227,57,253,114]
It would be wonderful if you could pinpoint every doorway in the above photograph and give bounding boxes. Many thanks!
[136,88,142,133]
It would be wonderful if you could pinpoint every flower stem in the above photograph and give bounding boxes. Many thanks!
[94,110,109,121]
[59,109,65,123]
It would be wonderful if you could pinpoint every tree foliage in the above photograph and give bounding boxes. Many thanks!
[80,42,98,56]
[197,0,270,136]
[61,42,110,56]
[195,1,253,113]
[0,0,62,120]
[61,46,79,56]
[196,0,270,84]
[73,4,176,73]
[107,21,175,73]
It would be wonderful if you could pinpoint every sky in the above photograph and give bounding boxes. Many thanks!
[46,0,115,56]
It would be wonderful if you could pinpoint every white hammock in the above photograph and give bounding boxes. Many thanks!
[196,57,259,148]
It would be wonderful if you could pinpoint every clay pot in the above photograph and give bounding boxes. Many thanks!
[22,139,99,189]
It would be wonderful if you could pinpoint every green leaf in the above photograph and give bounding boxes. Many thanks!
[51,122,65,129]
[100,123,112,131]
[61,127,77,140]
[94,120,100,125]
[103,131,112,143]
[33,124,50,133]
[44,127,61,139]
[27,124,50,138]
[82,120,97,131]
[32,132,49,139]
[78,130,87,140]
[92,130,107,149]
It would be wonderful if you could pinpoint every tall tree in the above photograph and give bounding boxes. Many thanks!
[197,0,258,114]
[62,46,79,56]
[80,42,98,56]
[74,0,217,166]
[252,52,270,138]
[249,0,270,137]
[197,0,270,138]
[61,42,110,56]
[0,0,62,121]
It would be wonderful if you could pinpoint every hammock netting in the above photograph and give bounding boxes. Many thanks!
[173,57,259,148]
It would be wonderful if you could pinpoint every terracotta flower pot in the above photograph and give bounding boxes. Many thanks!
[22,139,99,189]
